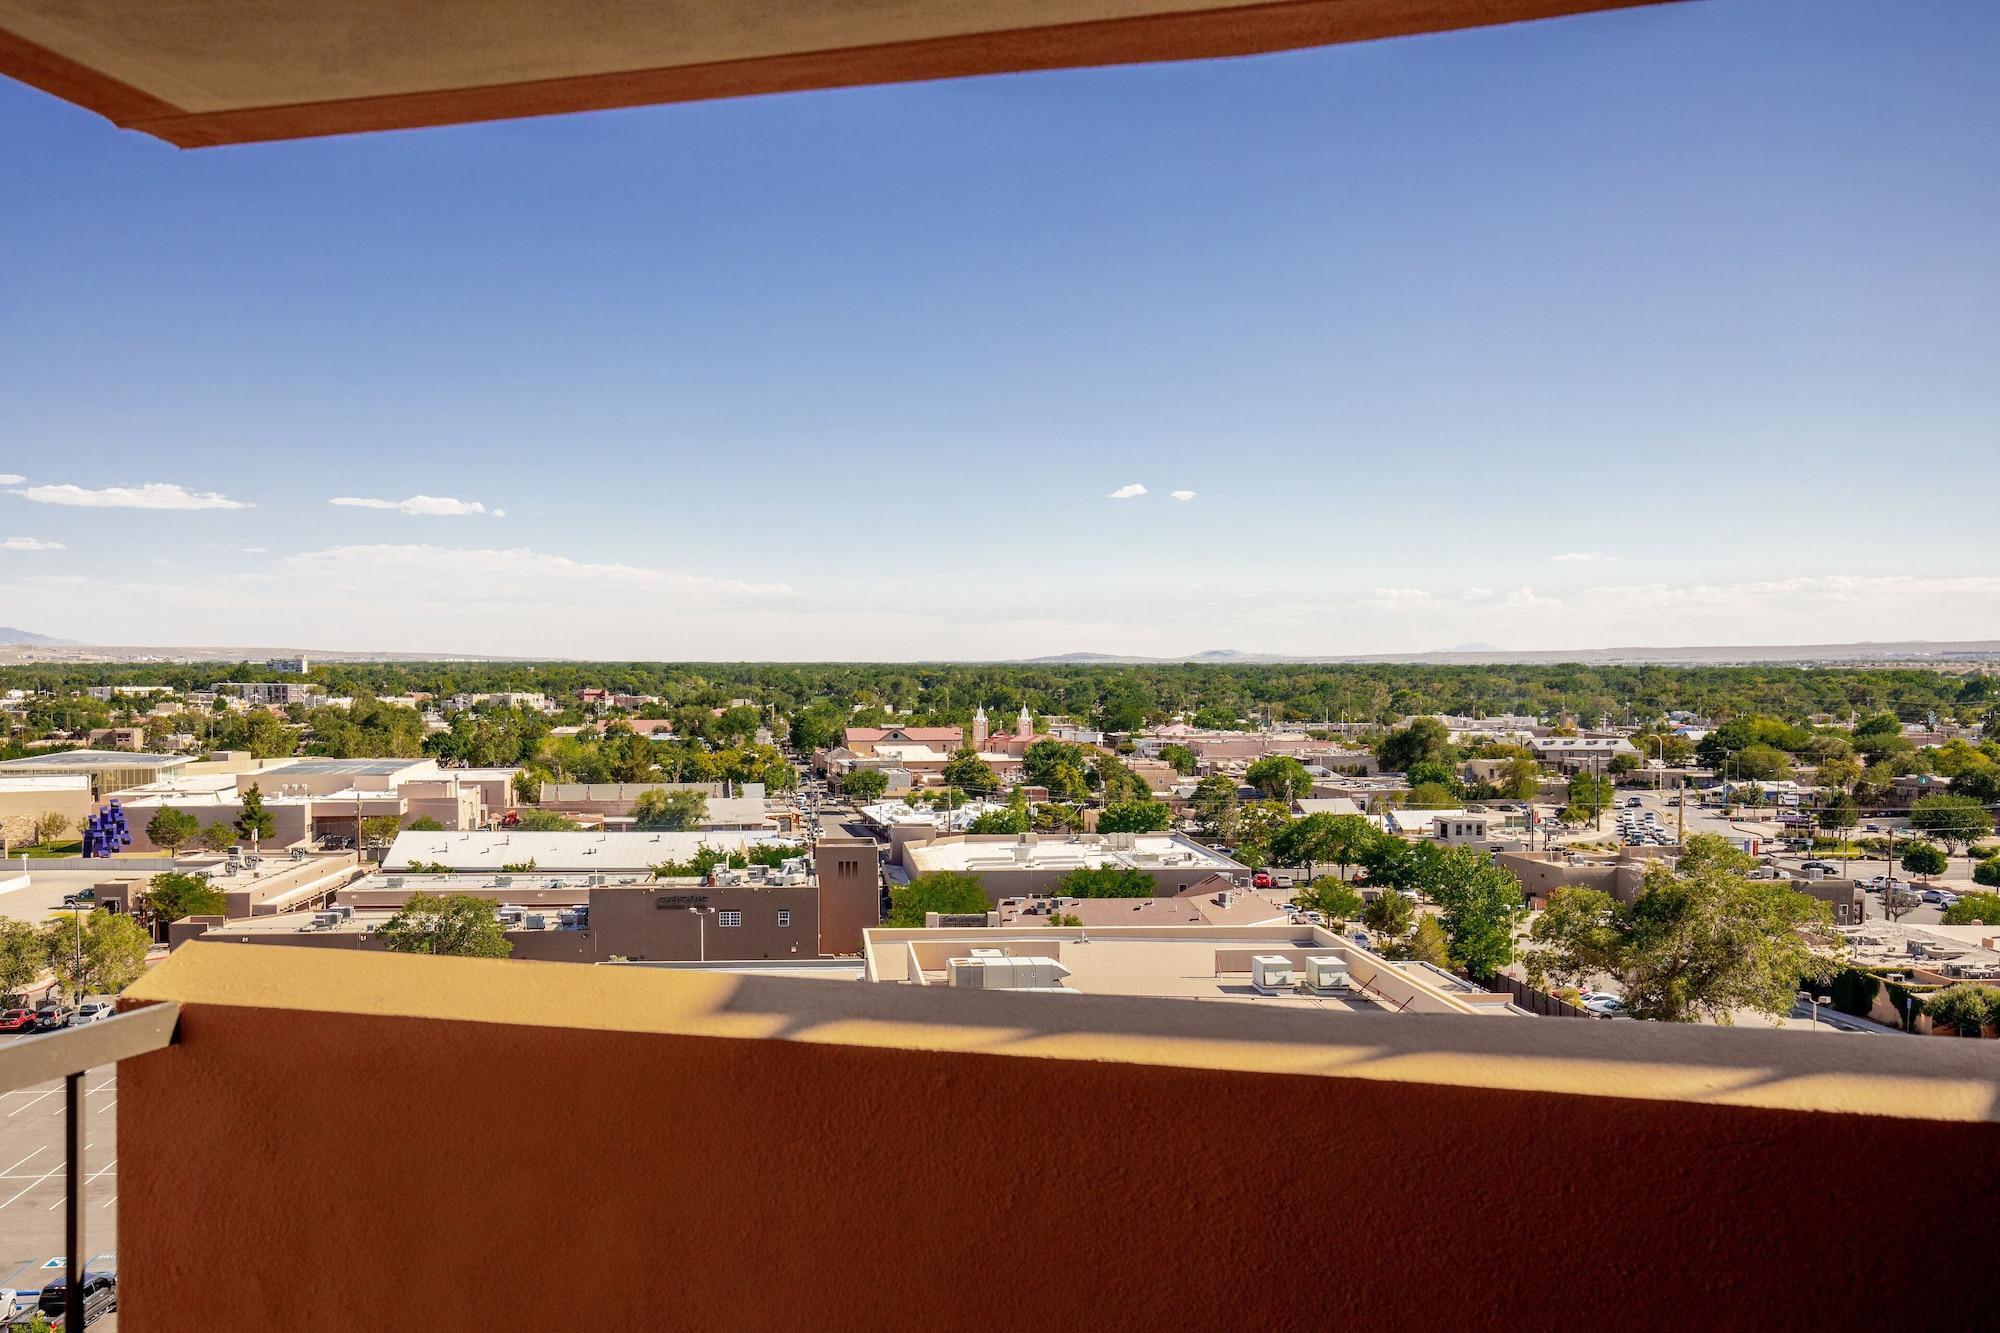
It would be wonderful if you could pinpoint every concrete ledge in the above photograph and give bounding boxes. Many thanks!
[128,943,2000,1122]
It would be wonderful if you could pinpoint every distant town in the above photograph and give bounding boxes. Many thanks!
[2,658,1996,1037]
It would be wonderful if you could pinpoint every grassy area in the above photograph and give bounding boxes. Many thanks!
[15,840,82,859]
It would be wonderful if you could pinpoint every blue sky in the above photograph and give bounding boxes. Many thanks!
[2,0,1996,659]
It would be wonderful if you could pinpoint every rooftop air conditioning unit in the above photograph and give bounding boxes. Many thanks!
[384,876,404,889]
[1251,955,1295,995]
[1302,956,1350,994]
[493,876,512,888]
[525,914,546,930]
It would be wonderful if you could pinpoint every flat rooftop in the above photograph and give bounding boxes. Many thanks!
[0,750,192,771]
[384,829,797,872]
[864,924,1522,1016]
[907,833,1245,875]
[0,774,90,793]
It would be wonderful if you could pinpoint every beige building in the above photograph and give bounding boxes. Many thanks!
[901,831,1248,903]
[0,774,96,847]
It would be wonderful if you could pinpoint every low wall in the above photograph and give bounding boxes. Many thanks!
[118,946,1999,1332]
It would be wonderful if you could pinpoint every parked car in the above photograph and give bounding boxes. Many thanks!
[1581,994,1627,1017]
[0,1010,36,1035]
[1921,888,1958,907]
[1800,860,1840,874]
[34,1270,117,1325]
[72,1002,113,1026]
[32,1006,72,1033]
[1250,871,1274,889]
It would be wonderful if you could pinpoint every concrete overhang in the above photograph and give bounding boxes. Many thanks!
[0,0,1682,148]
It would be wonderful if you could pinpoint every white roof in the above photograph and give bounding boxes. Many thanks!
[0,774,90,793]
[385,829,793,872]
[1292,797,1363,817]
[908,833,1244,875]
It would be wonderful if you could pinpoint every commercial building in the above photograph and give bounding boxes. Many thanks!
[0,773,96,841]
[381,829,798,874]
[213,681,325,707]
[0,749,195,797]
[862,921,1524,1015]
[901,831,1247,902]
[184,834,883,959]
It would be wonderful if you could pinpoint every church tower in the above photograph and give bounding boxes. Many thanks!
[971,704,989,750]
[1017,702,1034,738]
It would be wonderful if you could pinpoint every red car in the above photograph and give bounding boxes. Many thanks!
[0,1009,37,1034]
[1251,871,1275,889]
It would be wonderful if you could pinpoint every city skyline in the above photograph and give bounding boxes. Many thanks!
[4,0,1997,658]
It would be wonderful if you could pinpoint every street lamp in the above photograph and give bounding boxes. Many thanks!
[1796,988,1827,1031]
[687,905,714,962]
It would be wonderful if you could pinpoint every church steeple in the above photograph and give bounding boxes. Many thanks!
[1017,702,1033,738]
[971,704,989,750]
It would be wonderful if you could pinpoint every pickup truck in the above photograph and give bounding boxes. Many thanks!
[58,888,95,909]
[8,1271,118,1327]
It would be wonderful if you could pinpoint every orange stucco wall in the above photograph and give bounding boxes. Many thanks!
[120,998,1998,1330]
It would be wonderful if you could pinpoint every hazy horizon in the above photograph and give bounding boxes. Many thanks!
[4,0,1997,659]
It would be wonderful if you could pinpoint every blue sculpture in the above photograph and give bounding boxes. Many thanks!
[80,799,133,859]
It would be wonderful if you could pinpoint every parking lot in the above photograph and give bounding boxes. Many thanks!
[0,1049,118,1329]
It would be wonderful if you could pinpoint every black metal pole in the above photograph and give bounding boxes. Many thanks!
[66,1071,82,1331]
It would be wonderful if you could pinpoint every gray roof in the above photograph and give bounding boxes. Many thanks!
[0,750,192,770]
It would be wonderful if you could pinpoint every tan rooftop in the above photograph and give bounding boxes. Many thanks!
[1,0,1679,148]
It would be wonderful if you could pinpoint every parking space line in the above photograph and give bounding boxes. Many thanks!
[0,1148,45,1176]
[95,1098,115,1115]
[0,1162,64,1212]
[47,1157,117,1210]
[99,1194,115,1210]
[5,1089,59,1118]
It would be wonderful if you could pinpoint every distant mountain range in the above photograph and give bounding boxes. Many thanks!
[1023,641,2000,667]
[0,627,71,646]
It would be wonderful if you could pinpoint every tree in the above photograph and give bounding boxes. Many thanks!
[1405,915,1452,967]
[1900,841,1948,880]
[968,790,1031,835]
[32,812,71,847]
[361,814,405,848]
[1974,857,2000,888]
[1731,742,1792,782]
[1188,775,1241,842]
[1158,744,1198,777]
[1232,802,1294,869]
[885,872,989,926]
[0,921,44,1005]
[941,748,1000,795]
[1942,890,2000,924]
[513,809,579,831]
[376,893,514,958]
[1244,755,1312,801]
[1377,717,1452,773]
[841,769,889,802]
[1922,983,1996,1037]
[1608,752,1642,776]
[144,871,227,925]
[1881,884,1922,922]
[42,911,151,999]
[234,784,276,845]
[406,816,445,832]
[1498,757,1543,801]
[1817,792,1859,850]
[1909,794,1994,862]
[1564,772,1615,825]
[1420,846,1525,980]
[1096,800,1171,834]
[1524,835,1838,1023]
[142,806,199,856]
[632,788,709,831]
[1362,890,1414,939]
[1293,876,1364,925]
[1055,866,1156,898]
[197,822,236,852]
[1273,812,1376,880]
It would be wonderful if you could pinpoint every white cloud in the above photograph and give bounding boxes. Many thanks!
[1551,551,1606,563]
[1463,586,1495,602]
[1169,490,1196,502]
[1503,586,1565,611]
[8,482,251,510]
[241,546,268,554]
[278,544,796,602]
[0,474,23,485]
[2,537,64,551]
[1107,483,1148,500]
[330,494,496,517]
[1356,587,1434,611]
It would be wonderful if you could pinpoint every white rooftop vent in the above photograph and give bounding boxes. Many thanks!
[1302,956,1350,994]
[1251,955,1295,995]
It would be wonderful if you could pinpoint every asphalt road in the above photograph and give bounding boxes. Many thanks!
[0,1048,118,1329]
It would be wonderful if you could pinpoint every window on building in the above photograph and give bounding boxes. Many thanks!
[777,910,791,928]
[718,911,743,928]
